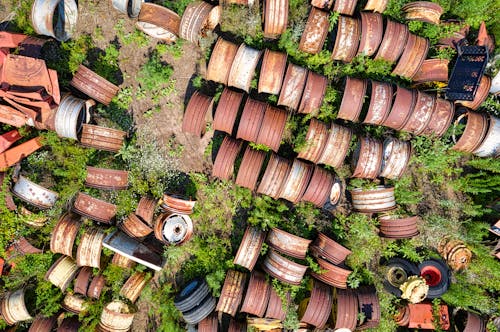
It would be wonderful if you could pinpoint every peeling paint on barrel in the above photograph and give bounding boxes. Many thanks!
[266,228,311,259]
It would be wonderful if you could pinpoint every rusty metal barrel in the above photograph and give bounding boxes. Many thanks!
[402,1,443,25]
[120,272,151,303]
[136,3,180,43]
[235,146,266,191]
[45,255,79,291]
[297,119,329,164]
[364,0,388,12]
[0,288,32,325]
[298,71,328,115]
[257,154,291,199]
[262,249,308,285]
[112,0,144,18]
[74,266,92,295]
[28,316,57,332]
[422,98,454,137]
[233,226,266,271]
[135,196,157,227]
[375,20,409,63]
[299,8,329,54]
[300,280,332,328]
[333,0,358,15]
[382,86,416,130]
[311,257,351,289]
[352,137,383,179]
[73,192,117,224]
[112,253,137,269]
[216,270,247,316]
[317,123,353,168]
[437,238,472,272]
[413,59,449,84]
[88,274,106,299]
[356,286,381,329]
[179,1,215,45]
[98,301,135,332]
[279,159,314,203]
[76,228,105,268]
[207,38,239,85]
[259,49,287,95]
[154,213,193,245]
[358,12,383,57]
[350,186,396,212]
[301,166,334,208]
[213,88,243,135]
[265,287,288,320]
[240,270,271,317]
[62,293,87,314]
[31,0,78,42]
[50,212,81,257]
[181,91,214,136]
[452,111,489,153]
[378,215,420,238]
[80,124,126,152]
[237,98,266,142]
[278,64,308,111]
[363,81,393,126]
[331,16,360,62]
[401,90,436,135]
[338,77,368,122]
[12,175,58,209]
[119,213,153,239]
[263,0,288,39]
[310,232,351,265]
[228,44,262,92]
[256,105,288,152]
[161,194,196,215]
[392,34,429,79]
[85,167,128,190]
[266,228,311,259]
[379,138,412,180]
[212,136,242,180]
[55,94,92,140]
[70,65,119,106]
[473,114,500,157]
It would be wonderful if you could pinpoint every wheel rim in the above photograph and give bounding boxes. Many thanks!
[420,265,442,286]
[387,266,407,287]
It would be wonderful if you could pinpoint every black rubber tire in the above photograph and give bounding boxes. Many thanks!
[174,278,210,312]
[418,259,450,299]
[383,258,420,297]
[182,294,217,325]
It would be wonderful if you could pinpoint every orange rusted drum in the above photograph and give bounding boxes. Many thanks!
[80,124,126,153]
[358,12,384,57]
[85,167,128,190]
[331,16,361,62]
[73,192,117,224]
[299,8,330,54]
[213,88,244,135]
[266,228,312,259]
[338,77,368,122]
[301,166,334,207]
[136,3,180,43]
[310,232,351,265]
[216,270,247,316]
[317,123,353,168]
[375,20,409,63]
[297,119,329,163]
[278,64,308,111]
[298,71,328,115]
[181,91,214,136]
[50,212,81,257]
[212,136,242,180]
[402,1,443,25]
[207,38,239,84]
[235,146,266,191]
[70,65,119,106]
[256,105,287,152]
[311,257,351,288]
[352,137,383,179]
[259,49,288,95]
[334,288,359,331]
[279,159,314,203]
[257,154,291,199]
[234,226,266,270]
[263,0,289,39]
[228,44,262,92]
[237,98,267,142]
[240,270,271,317]
[392,34,429,79]
[262,249,308,285]
[363,81,393,125]
[301,280,332,328]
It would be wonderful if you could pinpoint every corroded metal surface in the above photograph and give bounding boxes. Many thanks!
[257,154,291,198]
[112,0,144,18]
[50,212,81,257]
[338,77,368,122]
[364,81,393,125]
[233,226,266,270]
[198,313,219,332]
[311,257,351,288]
[207,38,239,85]
[212,136,242,180]
[395,305,410,326]
[265,288,288,320]
[473,114,500,157]
[161,193,196,215]
[73,192,117,224]
[310,232,352,265]
[87,274,106,299]
[45,255,79,291]
[240,270,271,317]
[181,91,214,136]
[120,272,151,303]
[422,98,454,137]
[463,311,486,332]
[356,286,381,330]
[352,137,383,179]
[213,88,243,135]
[74,266,92,295]
[279,159,314,203]
[278,64,308,111]
[311,0,334,9]
[120,213,153,239]
[458,75,492,110]
[58,317,81,331]
[301,280,332,328]
[401,90,436,135]
[236,98,267,142]
[299,8,329,54]
[31,0,78,42]
[263,0,289,38]
[331,16,360,62]
[98,301,135,332]
[266,228,312,259]
[298,71,328,115]
[408,303,449,329]
[256,105,288,152]
[228,319,246,332]
[12,175,58,209]
[392,34,429,79]
[28,316,56,332]
[228,44,262,92]
[154,213,193,245]
[333,0,358,15]
[379,215,420,238]
[179,1,214,45]
[70,65,119,106]
[0,289,32,325]
[235,146,266,191]
[62,293,87,314]
[437,238,472,271]
[262,249,308,285]
[136,3,180,43]
[112,253,137,269]
[334,288,359,331]
[55,94,92,140]
[375,20,409,63]
[364,0,388,12]
[402,1,443,25]
[76,228,104,268]
[216,270,247,316]
[317,123,353,168]
[12,237,42,255]
[135,196,157,227]
[0,137,44,171]
[85,167,128,190]
[358,12,384,56]
[301,166,333,207]
[259,49,288,95]
[350,186,396,212]
[382,86,416,130]
[413,59,449,83]
[80,124,126,153]
[297,119,329,163]
[379,138,412,180]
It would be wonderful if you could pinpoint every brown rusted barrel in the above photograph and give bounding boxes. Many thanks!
[311,0,334,9]
[299,8,329,54]
[119,213,153,239]
[358,12,384,57]
[88,274,106,299]
[50,213,81,257]
[228,44,262,92]
[85,167,128,190]
[45,255,79,291]
[29,315,56,332]
[154,213,194,245]
[0,288,32,325]
[298,72,328,115]
[216,270,247,316]
[279,159,314,203]
[413,59,449,83]
[266,228,312,259]
[179,1,214,45]
[161,193,196,215]
[59,316,81,331]
[235,146,266,191]
[213,88,243,135]
[364,0,389,12]
[136,3,180,43]
[278,64,308,111]
[11,175,58,210]
[378,215,420,238]
[300,280,332,328]
[112,253,137,269]
[297,119,329,163]
[379,138,412,180]
[207,38,239,84]
[331,16,361,62]
[457,75,491,111]
[317,123,353,168]
[240,270,271,317]
[334,289,359,331]
[212,136,242,180]
[237,98,267,142]
[259,49,287,95]
[356,286,380,329]
[256,105,288,152]
[80,124,126,153]
[350,185,396,212]
[263,0,288,39]
[301,166,334,207]
[265,288,288,320]
[338,77,368,122]
[352,137,383,179]
[198,314,219,332]
[382,86,416,130]
[375,19,409,63]
[76,228,104,268]
[135,196,157,227]
[437,238,472,272]
[11,236,42,255]
[473,114,500,158]
[62,293,87,314]
[73,192,117,224]
[402,1,443,25]
[262,249,308,285]
[74,266,92,295]
[333,0,358,15]
[311,257,351,288]
[98,301,135,332]
[363,81,393,125]
[257,154,291,198]
[310,232,351,265]
[394,305,410,327]
[452,111,489,153]
[233,226,266,270]
[422,98,454,137]
[70,65,119,106]
[392,34,429,79]
[181,91,214,136]
[401,90,436,135]
[120,272,151,303]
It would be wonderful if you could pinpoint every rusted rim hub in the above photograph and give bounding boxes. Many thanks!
[420,265,441,286]
[387,266,407,287]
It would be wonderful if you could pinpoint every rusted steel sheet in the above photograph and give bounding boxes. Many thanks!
[265,288,288,320]
[212,136,242,180]
[392,34,429,79]
[0,104,30,128]
[207,38,239,85]
[235,146,266,191]
[0,289,32,325]
[382,86,416,130]
[31,0,78,42]
[0,130,21,154]
[87,274,106,299]
[1,55,51,96]
[311,257,351,288]
[120,272,151,303]
[120,213,153,239]
[364,0,388,12]
[11,175,58,209]
[262,249,308,285]
[331,16,361,62]
[12,237,42,255]
[259,49,288,95]
[401,90,436,135]
[301,166,333,207]
[317,123,352,168]
[80,124,126,153]
[234,226,266,270]
[334,288,359,331]
[257,154,291,198]
[213,88,243,135]
[74,266,92,295]
[457,75,491,110]
[73,192,117,224]
[135,196,157,227]
[413,59,449,83]
[161,193,196,215]
[228,44,262,92]
[474,114,500,157]
[310,232,351,265]
[70,65,119,106]
[375,20,409,63]
[279,159,314,203]
[356,286,381,330]
[299,8,329,54]
[263,0,289,39]
[298,71,328,115]
[216,270,247,316]
[112,0,143,18]
[98,301,135,332]
[136,3,180,43]
[364,81,393,125]
[236,98,267,142]
[463,311,486,332]
[379,215,420,238]
[85,167,128,190]
[256,105,288,152]
[358,12,383,56]
[379,138,412,180]
[198,313,219,332]
[181,91,214,136]
[278,64,308,111]
[76,228,104,268]
[55,94,92,140]
[266,228,312,259]
[301,280,332,328]
[28,316,56,332]
[408,303,450,330]
[402,1,443,25]
[62,293,87,314]
[240,270,271,317]
[112,253,137,269]
[422,98,454,137]
[338,77,368,122]
[297,119,329,163]
[452,112,489,153]
[50,212,81,257]
[350,185,396,212]
[45,255,79,291]
[179,1,214,45]
[154,213,194,245]
[333,0,358,15]
[311,0,334,10]
[437,238,472,272]
[352,137,383,179]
